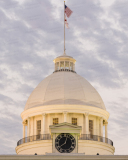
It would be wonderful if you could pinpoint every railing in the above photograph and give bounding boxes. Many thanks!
[17,134,113,147]
[53,69,76,73]
[17,134,52,146]
[79,134,113,146]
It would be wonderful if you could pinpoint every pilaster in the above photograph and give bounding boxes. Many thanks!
[42,113,46,134]
[84,112,89,134]
[63,111,68,122]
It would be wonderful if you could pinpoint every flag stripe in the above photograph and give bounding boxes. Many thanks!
[65,5,73,18]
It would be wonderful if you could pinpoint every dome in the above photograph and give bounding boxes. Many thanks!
[24,72,106,110]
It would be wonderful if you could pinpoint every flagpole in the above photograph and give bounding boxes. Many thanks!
[64,1,66,55]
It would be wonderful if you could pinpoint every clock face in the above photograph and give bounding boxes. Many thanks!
[55,133,76,153]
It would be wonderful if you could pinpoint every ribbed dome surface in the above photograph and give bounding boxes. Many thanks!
[24,72,106,110]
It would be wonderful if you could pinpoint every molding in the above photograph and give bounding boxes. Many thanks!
[104,122,108,126]
[100,117,103,121]
[42,113,46,116]
[63,111,68,115]
[2,155,128,159]
[53,57,76,64]
[49,122,82,134]
[21,105,109,121]
[27,117,30,120]
[50,122,82,129]
[84,112,89,116]
[22,121,27,125]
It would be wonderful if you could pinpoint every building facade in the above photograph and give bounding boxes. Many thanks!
[15,54,115,155]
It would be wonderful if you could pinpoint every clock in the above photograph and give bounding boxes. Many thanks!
[55,133,76,153]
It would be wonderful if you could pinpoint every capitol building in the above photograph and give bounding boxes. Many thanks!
[15,53,115,155]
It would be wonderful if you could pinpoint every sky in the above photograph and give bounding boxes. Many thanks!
[0,0,128,155]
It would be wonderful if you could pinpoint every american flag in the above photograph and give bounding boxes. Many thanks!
[65,5,73,18]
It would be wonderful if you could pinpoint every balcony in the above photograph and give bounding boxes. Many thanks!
[17,134,113,146]
[79,134,113,146]
[17,134,52,146]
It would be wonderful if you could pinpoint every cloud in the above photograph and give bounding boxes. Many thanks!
[0,0,128,155]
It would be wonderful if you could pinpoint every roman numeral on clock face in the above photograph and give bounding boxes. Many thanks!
[55,133,76,153]
[70,146,74,149]
[64,134,67,137]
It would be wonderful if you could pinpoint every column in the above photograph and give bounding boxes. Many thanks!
[100,117,103,137]
[22,121,26,138]
[64,61,65,70]
[104,122,108,138]
[52,134,56,153]
[42,113,46,134]
[84,112,89,134]
[22,122,26,138]
[33,116,35,135]
[55,63,56,71]
[27,117,30,137]
[82,114,84,134]
[59,61,60,70]
[31,116,34,136]
[63,111,67,122]
[73,63,75,71]
[22,121,26,143]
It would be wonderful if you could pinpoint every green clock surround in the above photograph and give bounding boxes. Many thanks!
[55,133,76,153]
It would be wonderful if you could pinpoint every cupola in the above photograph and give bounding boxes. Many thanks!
[53,53,76,73]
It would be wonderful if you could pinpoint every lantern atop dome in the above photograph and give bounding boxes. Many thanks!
[53,53,76,73]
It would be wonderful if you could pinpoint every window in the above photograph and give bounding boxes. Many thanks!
[89,120,93,135]
[60,61,64,69]
[65,61,69,69]
[53,118,58,125]
[72,118,77,125]
[37,120,41,135]
[55,62,59,70]
[70,62,73,70]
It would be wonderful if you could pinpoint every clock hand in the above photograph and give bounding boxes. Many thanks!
[60,137,67,147]
[65,137,67,144]
[60,142,66,147]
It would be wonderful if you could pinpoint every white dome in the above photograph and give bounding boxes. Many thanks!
[24,72,106,110]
